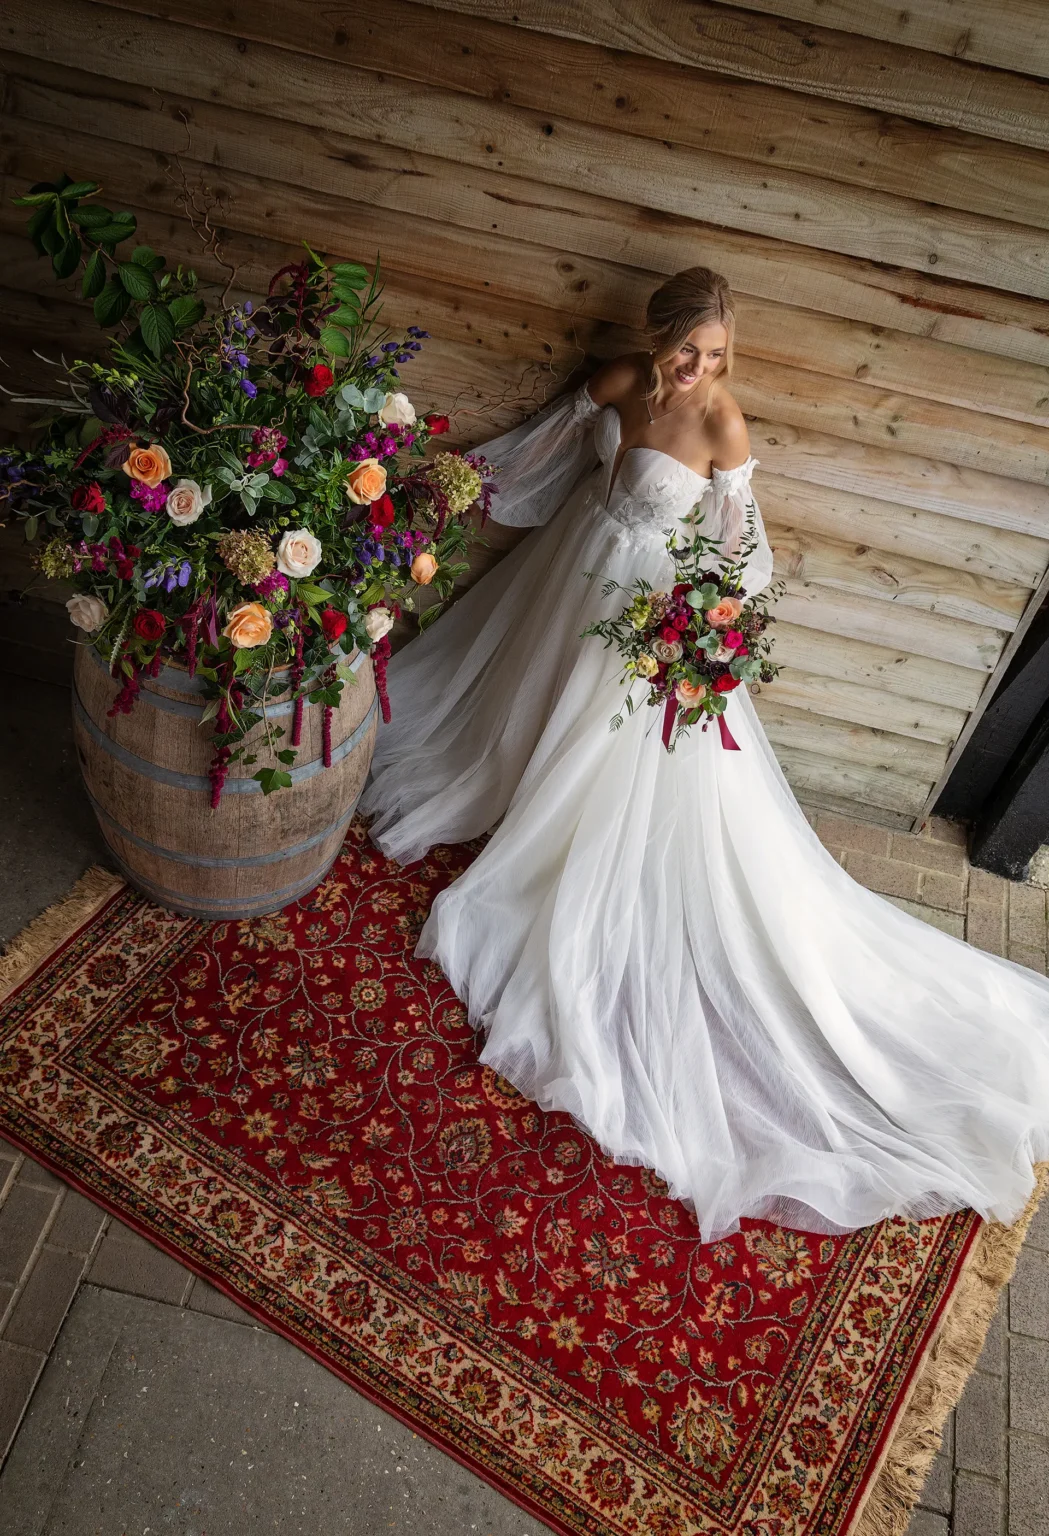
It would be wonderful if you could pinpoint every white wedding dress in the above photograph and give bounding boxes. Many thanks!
[359,382,1049,1241]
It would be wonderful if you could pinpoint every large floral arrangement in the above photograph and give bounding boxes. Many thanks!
[0,174,495,802]
[583,512,782,751]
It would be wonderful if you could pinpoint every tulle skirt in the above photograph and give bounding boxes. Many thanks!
[360,476,1049,1240]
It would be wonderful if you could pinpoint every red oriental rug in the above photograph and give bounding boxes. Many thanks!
[0,820,1041,1536]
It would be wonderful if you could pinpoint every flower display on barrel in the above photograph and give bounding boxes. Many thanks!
[0,174,496,803]
[582,512,784,751]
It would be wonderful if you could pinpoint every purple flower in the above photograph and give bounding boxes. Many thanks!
[380,435,397,456]
[272,457,287,477]
[395,352,411,363]
[381,341,398,353]
[364,354,380,366]
[348,445,369,461]
[236,351,250,368]
[177,560,192,587]
[403,432,416,447]
[129,480,169,514]
[244,300,253,315]
[239,378,258,398]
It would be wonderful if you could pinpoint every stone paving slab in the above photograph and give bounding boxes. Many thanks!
[0,1284,541,1536]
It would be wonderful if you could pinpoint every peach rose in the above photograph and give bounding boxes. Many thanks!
[122,444,172,488]
[410,551,438,585]
[223,601,273,649]
[705,595,743,628]
[651,637,682,664]
[675,678,708,709]
[345,458,388,505]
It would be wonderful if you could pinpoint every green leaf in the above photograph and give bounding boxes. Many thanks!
[93,278,132,327]
[12,191,58,208]
[362,387,386,413]
[131,244,164,271]
[70,205,115,229]
[52,236,81,280]
[295,581,329,606]
[339,383,365,408]
[59,180,101,200]
[140,302,176,357]
[259,479,296,503]
[26,205,52,250]
[233,647,255,675]
[329,304,361,329]
[197,698,220,726]
[253,767,293,794]
[332,262,370,287]
[40,220,64,257]
[275,749,297,765]
[81,249,106,299]
[23,515,39,542]
[417,601,445,632]
[93,223,136,246]
[320,325,350,357]
[118,261,157,301]
[168,294,206,331]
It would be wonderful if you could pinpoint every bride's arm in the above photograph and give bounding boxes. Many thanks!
[475,373,610,529]
[708,402,775,598]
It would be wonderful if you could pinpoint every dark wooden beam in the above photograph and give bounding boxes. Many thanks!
[969,705,1049,879]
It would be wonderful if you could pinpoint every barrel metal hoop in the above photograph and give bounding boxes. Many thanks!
[102,845,343,919]
[86,642,365,717]
[73,688,378,794]
[84,786,362,868]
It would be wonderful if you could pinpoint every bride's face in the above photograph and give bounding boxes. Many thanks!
[662,321,729,394]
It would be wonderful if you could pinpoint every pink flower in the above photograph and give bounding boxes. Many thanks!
[271,457,287,477]
[724,629,744,649]
[253,569,290,599]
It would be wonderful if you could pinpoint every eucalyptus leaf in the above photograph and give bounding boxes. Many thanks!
[362,387,386,413]
[339,384,365,408]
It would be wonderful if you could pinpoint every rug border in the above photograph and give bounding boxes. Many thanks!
[3,868,1043,1536]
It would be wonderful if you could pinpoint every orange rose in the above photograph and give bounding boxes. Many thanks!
[675,679,708,709]
[705,596,743,628]
[223,601,273,649]
[122,444,172,488]
[345,458,388,505]
[410,551,438,585]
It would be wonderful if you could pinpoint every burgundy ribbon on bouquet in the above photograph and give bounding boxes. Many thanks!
[661,696,741,752]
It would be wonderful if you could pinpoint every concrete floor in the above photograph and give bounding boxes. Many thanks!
[0,676,540,1536]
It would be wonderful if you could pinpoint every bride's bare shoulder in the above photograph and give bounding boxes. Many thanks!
[707,387,751,470]
[585,354,647,406]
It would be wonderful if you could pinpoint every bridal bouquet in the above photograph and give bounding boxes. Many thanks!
[1,173,494,802]
[583,513,781,751]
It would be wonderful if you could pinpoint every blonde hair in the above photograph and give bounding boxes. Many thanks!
[644,266,735,417]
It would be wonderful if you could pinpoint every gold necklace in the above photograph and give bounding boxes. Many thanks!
[645,373,706,425]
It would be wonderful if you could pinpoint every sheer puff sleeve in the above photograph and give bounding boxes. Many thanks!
[480,383,602,528]
[712,456,774,599]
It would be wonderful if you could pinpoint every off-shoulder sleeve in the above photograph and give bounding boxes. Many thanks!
[712,456,774,598]
[477,383,602,527]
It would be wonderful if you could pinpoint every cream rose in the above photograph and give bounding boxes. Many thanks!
[223,601,273,649]
[276,528,323,579]
[675,678,708,709]
[66,594,108,632]
[122,444,172,488]
[364,606,395,643]
[410,551,438,585]
[651,637,682,664]
[378,392,416,427]
[166,478,212,527]
[345,458,388,505]
[635,653,658,679]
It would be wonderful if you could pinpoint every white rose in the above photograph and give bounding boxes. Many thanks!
[166,478,212,527]
[364,606,395,642]
[276,528,323,579]
[714,643,736,663]
[66,594,108,632]
[378,392,416,427]
[652,638,683,664]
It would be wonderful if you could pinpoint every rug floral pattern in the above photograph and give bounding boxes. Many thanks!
[0,820,977,1535]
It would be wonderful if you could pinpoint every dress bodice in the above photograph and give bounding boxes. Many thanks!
[593,405,712,544]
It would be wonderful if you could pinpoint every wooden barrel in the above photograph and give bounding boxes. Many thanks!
[72,642,378,920]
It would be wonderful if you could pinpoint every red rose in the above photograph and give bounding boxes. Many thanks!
[672,582,689,598]
[304,364,334,397]
[671,612,690,631]
[133,609,166,642]
[660,625,679,646]
[423,413,450,435]
[71,482,105,516]
[370,492,396,527]
[713,673,740,693]
[321,608,348,643]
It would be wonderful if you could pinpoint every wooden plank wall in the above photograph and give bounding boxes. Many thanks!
[2,0,1049,828]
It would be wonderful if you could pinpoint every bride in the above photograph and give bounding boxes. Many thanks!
[359,266,1049,1242]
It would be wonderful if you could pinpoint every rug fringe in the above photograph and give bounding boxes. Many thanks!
[0,866,125,1002]
[853,1161,1049,1536]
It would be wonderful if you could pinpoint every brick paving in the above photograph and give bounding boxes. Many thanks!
[0,809,1047,1532]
